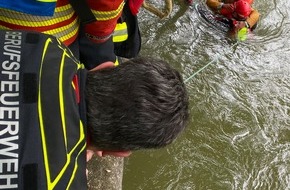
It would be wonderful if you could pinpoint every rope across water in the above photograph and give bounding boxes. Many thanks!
[184,40,240,83]
[184,2,249,83]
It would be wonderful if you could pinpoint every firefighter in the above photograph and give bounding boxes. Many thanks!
[206,0,260,31]
[0,0,144,69]
[0,30,189,189]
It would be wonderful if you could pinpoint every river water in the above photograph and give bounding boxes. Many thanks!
[122,0,290,189]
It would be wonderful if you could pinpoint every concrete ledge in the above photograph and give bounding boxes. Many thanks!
[87,156,124,190]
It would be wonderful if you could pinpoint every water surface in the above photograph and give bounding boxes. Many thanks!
[123,0,290,189]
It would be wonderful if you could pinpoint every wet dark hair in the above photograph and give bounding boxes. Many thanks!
[85,57,189,151]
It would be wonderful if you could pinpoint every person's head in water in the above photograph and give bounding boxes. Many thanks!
[233,0,252,21]
[86,57,189,152]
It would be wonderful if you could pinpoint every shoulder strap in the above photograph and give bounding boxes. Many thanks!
[68,0,96,24]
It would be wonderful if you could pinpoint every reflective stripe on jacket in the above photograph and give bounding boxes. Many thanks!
[0,30,87,190]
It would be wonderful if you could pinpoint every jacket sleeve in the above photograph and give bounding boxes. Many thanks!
[246,9,260,28]
[84,0,125,44]
[79,0,125,69]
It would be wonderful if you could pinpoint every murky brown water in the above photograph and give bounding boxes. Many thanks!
[123,0,290,189]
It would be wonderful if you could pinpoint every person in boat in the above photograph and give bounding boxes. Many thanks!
[206,0,260,31]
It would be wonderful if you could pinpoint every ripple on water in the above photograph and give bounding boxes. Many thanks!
[123,0,290,189]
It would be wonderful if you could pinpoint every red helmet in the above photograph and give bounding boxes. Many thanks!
[234,0,252,18]
[243,0,253,4]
